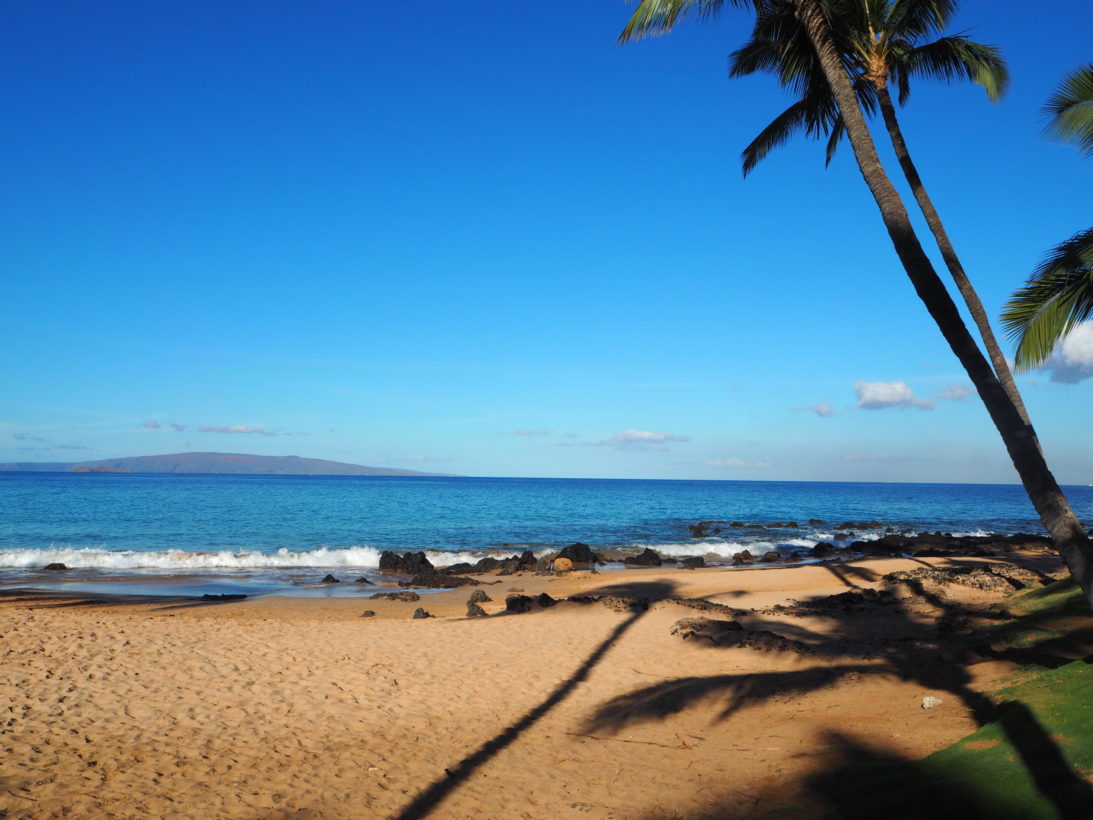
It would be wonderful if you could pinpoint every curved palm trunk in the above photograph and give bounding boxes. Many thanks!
[874,83,1034,430]
[791,0,1093,606]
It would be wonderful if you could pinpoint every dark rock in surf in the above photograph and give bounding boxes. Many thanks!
[624,548,663,567]
[200,593,247,601]
[353,576,373,584]
[732,550,755,565]
[379,551,434,574]
[43,563,69,571]
[760,551,782,563]
[680,556,705,569]
[810,542,837,558]
[554,542,600,569]
[320,574,340,584]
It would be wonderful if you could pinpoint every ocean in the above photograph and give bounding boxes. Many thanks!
[3,472,1090,597]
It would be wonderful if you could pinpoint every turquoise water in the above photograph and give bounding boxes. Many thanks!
[2,472,1089,595]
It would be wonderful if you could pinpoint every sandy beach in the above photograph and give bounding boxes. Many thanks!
[0,550,1065,819]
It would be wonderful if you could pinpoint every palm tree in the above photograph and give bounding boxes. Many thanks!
[621,0,1093,604]
[1003,65,1093,369]
[726,0,1032,427]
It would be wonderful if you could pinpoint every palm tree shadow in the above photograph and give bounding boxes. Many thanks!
[584,568,1093,816]
[392,581,676,820]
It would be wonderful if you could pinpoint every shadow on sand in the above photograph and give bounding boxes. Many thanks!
[393,580,676,820]
[0,588,249,611]
[577,566,1093,819]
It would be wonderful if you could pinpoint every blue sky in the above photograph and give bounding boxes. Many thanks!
[3,0,1091,482]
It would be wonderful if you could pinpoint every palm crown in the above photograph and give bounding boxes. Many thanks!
[1002,64,1093,370]
[728,0,1007,174]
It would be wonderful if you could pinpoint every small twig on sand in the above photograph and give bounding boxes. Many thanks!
[565,732,695,750]
[631,667,676,679]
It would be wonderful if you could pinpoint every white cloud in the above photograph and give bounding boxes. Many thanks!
[612,429,689,444]
[197,425,276,435]
[854,381,934,410]
[169,423,188,432]
[1040,322,1093,384]
[562,429,690,451]
[934,384,973,402]
[143,419,162,429]
[708,456,773,468]
[792,403,835,417]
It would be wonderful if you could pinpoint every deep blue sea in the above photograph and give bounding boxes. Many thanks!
[3,472,1091,597]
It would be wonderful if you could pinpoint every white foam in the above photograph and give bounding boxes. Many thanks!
[0,545,386,570]
[642,541,762,559]
[423,548,552,567]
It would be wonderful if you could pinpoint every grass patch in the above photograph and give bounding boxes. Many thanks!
[812,581,1093,819]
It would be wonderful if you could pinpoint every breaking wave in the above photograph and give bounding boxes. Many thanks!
[0,546,387,570]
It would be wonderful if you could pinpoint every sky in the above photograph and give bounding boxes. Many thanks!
[2,0,1091,483]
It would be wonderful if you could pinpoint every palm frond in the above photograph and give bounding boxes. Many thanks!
[899,36,1008,103]
[823,115,846,166]
[741,92,837,175]
[619,0,747,42]
[1002,228,1093,369]
[1042,64,1093,157]
[886,0,957,41]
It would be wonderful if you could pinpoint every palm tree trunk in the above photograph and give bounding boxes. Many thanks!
[791,0,1093,606]
[874,83,1034,430]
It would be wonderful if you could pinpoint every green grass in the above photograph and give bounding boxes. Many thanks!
[814,581,1093,819]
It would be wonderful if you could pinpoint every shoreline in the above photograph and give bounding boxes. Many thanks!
[0,547,1068,818]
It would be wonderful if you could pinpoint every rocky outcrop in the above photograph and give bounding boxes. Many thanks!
[370,590,421,602]
[554,542,600,569]
[505,594,533,614]
[624,548,662,567]
[401,573,479,589]
[671,617,811,654]
[379,551,434,574]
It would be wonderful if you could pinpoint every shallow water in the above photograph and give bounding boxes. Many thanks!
[3,472,1090,595]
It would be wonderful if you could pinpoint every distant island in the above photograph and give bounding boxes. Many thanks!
[0,452,454,477]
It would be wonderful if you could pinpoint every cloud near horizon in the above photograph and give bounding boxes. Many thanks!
[197,425,276,436]
[792,403,835,417]
[143,419,162,429]
[560,429,691,451]
[854,381,934,410]
[1039,322,1093,384]
[707,456,774,468]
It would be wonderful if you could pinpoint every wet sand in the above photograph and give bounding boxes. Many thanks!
[0,553,1058,819]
